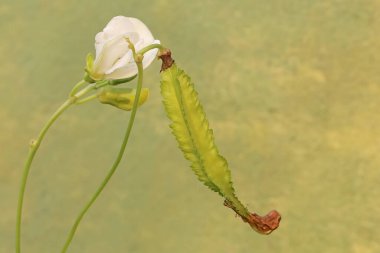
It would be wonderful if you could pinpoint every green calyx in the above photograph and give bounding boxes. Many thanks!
[84,53,99,81]
[97,86,149,111]
[84,53,137,84]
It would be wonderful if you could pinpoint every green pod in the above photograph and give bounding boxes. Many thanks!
[160,63,249,217]
[98,86,149,111]
[158,49,280,234]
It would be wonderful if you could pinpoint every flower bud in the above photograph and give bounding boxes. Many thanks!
[90,16,160,80]
[98,86,149,111]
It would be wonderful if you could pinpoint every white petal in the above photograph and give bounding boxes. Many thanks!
[93,35,129,75]
[93,16,160,80]
[95,16,140,58]
[94,32,107,58]
[128,17,155,45]
[106,39,161,79]
[104,63,138,79]
[105,50,133,75]
[95,31,138,59]
[100,16,136,41]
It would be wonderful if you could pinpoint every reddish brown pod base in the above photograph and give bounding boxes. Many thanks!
[158,49,175,71]
[224,200,281,235]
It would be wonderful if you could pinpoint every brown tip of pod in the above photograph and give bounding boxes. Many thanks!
[245,210,281,235]
[223,199,281,235]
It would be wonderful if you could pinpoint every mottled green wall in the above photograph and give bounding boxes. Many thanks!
[1,0,379,252]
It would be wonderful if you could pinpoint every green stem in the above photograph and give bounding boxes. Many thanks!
[75,94,98,105]
[60,57,145,253]
[137,43,164,55]
[109,75,137,86]
[69,80,87,97]
[94,80,110,89]
[15,81,96,253]
[16,98,75,253]
[74,83,97,97]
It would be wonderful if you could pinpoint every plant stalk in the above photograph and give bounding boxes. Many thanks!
[16,98,74,253]
[60,54,144,253]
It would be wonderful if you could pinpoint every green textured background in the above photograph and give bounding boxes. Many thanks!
[1,0,380,252]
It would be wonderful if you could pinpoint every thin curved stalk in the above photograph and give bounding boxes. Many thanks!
[60,60,144,253]
[69,80,87,97]
[75,94,98,105]
[137,43,163,55]
[16,98,75,253]
[15,82,97,253]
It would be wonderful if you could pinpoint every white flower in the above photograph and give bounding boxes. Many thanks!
[91,16,160,80]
